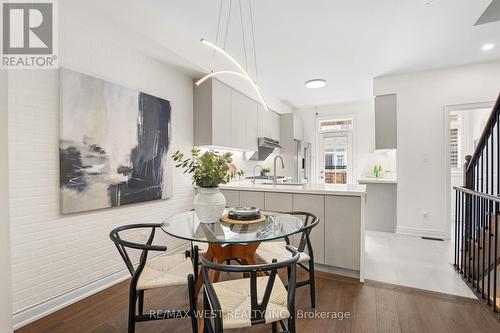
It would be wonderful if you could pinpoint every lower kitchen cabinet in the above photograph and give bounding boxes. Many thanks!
[324,195,361,270]
[292,194,325,264]
[264,192,293,212]
[220,189,240,208]
[239,191,265,208]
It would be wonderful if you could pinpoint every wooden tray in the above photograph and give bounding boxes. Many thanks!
[220,214,267,225]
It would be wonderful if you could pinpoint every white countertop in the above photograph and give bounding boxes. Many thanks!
[358,177,397,184]
[221,181,367,196]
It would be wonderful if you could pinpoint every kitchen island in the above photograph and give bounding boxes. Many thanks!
[220,182,367,281]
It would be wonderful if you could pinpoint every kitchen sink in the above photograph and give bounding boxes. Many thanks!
[261,182,306,186]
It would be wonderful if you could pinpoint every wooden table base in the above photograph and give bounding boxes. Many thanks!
[194,242,260,296]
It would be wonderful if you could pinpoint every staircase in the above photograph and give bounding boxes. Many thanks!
[454,92,500,316]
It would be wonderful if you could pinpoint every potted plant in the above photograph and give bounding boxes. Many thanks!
[261,167,271,177]
[173,149,242,223]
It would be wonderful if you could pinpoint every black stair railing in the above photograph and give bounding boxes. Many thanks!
[454,92,500,315]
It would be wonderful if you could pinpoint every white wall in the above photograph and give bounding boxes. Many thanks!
[297,99,396,183]
[374,61,500,238]
[1,70,13,332]
[8,2,194,328]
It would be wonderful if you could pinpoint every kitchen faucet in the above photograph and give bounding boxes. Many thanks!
[253,165,263,184]
[273,155,285,185]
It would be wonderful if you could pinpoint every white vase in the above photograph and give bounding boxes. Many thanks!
[193,187,226,224]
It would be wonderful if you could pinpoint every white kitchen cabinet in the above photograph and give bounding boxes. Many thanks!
[271,112,281,141]
[231,90,248,150]
[280,113,304,143]
[293,113,303,141]
[220,189,240,208]
[324,196,361,270]
[264,192,293,212]
[245,98,258,152]
[194,79,232,148]
[292,194,325,264]
[212,80,232,147]
[258,105,272,138]
[375,93,397,149]
[194,78,259,151]
[239,191,265,208]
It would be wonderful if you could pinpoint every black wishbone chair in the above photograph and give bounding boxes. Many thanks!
[255,212,320,308]
[201,246,300,333]
[109,224,198,333]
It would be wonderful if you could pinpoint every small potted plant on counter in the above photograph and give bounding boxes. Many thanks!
[261,167,271,178]
[172,149,242,223]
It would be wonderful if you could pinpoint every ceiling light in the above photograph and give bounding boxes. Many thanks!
[482,43,495,51]
[199,39,269,111]
[305,79,327,89]
[198,1,270,111]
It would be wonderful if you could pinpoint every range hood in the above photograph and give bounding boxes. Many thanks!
[249,137,282,161]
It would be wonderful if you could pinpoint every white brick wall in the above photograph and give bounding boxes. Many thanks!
[8,6,194,314]
[1,68,13,332]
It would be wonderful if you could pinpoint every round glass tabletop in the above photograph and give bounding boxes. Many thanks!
[161,211,303,244]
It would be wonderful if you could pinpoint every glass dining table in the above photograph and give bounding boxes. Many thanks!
[161,210,303,294]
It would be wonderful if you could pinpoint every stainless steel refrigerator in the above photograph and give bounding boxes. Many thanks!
[294,140,312,183]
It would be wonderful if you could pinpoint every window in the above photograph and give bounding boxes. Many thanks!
[319,118,353,132]
[336,154,345,166]
[449,113,461,169]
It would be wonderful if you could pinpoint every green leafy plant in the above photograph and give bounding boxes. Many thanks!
[373,164,383,178]
[172,149,243,188]
[262,167,271,173]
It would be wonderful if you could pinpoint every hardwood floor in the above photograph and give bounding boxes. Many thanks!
[16,271,500,333]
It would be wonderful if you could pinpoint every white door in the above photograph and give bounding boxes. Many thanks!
[318,132,353,184]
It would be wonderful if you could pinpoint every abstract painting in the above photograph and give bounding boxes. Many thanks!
[59,68,172,214]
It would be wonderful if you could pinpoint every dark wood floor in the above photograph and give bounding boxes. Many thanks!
[16,271,500,333]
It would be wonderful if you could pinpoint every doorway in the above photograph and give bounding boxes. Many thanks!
[319,131,353,184]
[444,102,494,239]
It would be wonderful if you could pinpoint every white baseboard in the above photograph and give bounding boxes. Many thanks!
[13,244,190,330]
[314,263,360,281]
[13,269,130,330]
[396,226,447,239]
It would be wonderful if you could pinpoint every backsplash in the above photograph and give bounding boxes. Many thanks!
[360,150,397,179]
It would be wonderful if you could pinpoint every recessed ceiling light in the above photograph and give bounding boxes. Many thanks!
[305,79,327,89]
[482,43,495,51]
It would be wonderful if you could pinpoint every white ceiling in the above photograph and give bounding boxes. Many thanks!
[97,0,500,109]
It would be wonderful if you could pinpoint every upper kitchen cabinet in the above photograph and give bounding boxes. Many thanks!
[257,105,280,141]
[258,104,272,138]
[375,93,397,149]
[271,111,281,142]
[245,98,259,152]
[281,113,304,142]
[194,78,231,148]
[194,78,259,151]
[231,89,252,150]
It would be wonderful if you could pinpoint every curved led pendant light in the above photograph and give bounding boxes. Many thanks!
[195,70,247,86]
[199,39,269,111]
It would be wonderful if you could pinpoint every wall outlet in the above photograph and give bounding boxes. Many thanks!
[422,211,430,221]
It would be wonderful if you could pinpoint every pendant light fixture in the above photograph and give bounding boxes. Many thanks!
[196,0,269,111]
